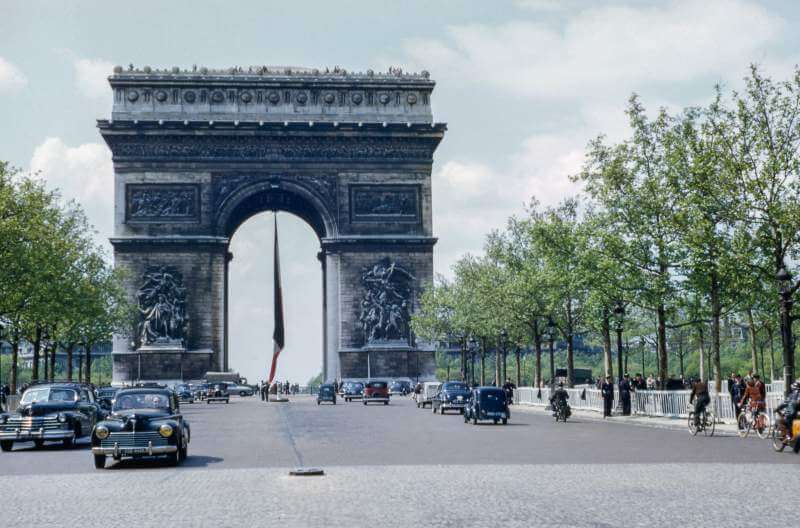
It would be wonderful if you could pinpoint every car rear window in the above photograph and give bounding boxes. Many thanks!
[368,382,386,388]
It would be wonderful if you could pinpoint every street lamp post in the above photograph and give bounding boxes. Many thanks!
[546,318,556,389]
[778,267,796,397]
[639,337,646,378]
[614,301,625,382]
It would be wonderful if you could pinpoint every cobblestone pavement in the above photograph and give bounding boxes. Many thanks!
[1,396,796,527]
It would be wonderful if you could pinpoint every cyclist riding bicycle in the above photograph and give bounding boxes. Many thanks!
[739,377,766,415]
[549,382,570,418]
[689,378,710,426]
[776,380,800,441]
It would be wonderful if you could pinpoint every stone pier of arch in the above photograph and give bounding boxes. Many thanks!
[98,65,446,384]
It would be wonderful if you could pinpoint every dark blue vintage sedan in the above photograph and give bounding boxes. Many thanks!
[91,388,189,469]
[317,384,337,405]
[463,387,510,425]
[432,381,471,415]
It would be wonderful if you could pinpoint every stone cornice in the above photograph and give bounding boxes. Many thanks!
[110,236,230,253]
[321,236,437,253]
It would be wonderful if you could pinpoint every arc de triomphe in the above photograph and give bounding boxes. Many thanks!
[98,65,446,384]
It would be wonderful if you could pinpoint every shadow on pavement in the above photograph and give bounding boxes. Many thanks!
[105,455,224,470]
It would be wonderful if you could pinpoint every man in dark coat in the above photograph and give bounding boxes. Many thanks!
[619,374,632,416]
[730,373,745,418]
[601,376,614,418]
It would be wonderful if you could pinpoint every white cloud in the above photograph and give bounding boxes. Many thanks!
[401,0,784,101]
[0,57,28,93]
[73,57,114,98]
[29,138,113,249]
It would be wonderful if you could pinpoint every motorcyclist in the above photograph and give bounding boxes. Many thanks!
[502,378,516,404]
[776,380,800,441]
[689,378,710,427]
[549,382,570,418]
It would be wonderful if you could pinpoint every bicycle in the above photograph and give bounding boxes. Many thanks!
[687,405,715,436]
[737,404,770,439]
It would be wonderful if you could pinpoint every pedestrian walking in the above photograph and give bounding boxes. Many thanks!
[601,376,614,418]
[619,374,632,416]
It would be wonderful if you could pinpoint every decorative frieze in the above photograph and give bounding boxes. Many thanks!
[126,184,200,222]
[350,184,420,223]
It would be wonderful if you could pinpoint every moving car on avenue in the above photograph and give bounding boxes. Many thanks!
[227,383,255,397]
[206,383,230,404]
[363,380,390,405]
[0,381,104,452]
[342,381,365,402]
[173,384,195,404]
[91,388,190,468]
[317,384,337,405]
[416,381,442,409]
[463,387,510,425]
[389,379,413,395]
[432,381,471,415]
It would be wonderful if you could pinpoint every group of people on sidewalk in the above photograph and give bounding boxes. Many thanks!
[599,374,638,418]
[258,380,298,401]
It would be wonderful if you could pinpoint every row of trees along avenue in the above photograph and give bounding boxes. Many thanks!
[0,162,132,394]
[412,66,800,396]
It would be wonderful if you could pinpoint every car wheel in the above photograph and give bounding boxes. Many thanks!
[363,401,367,405]
[317,400,320,405]
[383,401,388,405]
[502,418,508,425]
[493,418,498,424]
[432,405,437,414]
[34,440,44,449]
[0,440,13,452]
[93,454,106,469]
[417,402,421,408]
[63,436,74,448]
[463,412,468,423]
[226,399,230,404]
[240,391,246,397]
[206,400,210,404]
[472,415,478,425]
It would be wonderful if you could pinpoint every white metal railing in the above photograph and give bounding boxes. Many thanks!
[514,386,786,423]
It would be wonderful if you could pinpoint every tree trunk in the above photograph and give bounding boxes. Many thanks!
[602,313,613,380]
[10,334,19,394]
[566,333,575,388]
[710,273,722,391]
[515,347,521,388]
[43,342,49,381]
[677,337,685,380]
[66,343,74,381]
[533,323,542,388]
[657,304,668,387]
[49,343,56,381]
[767,326,776,381]
[84,342,92,384]
[494,338,501,387]
[697,326,706,383]
[32,325,42,381]
[480,337,486,386]
[746,309,759,375]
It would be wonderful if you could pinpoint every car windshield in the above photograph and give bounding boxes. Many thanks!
[113,393,171,411]
[321,386,334,393]
[176,385,189,391]
[443,382,467,391]
[20,387,77,404]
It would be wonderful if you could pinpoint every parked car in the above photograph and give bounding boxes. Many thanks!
[389,379,413,395]
[363,380,390,405]
[193,383,209,401]
[463,387,510,425]
[206,383,230,404]
[91,388,190,468]
[416,382,442,409]
[343,382,364,402]
[173,384,195,404]
[227,383,255,397]
[317,384,337,405]
[0,382,104,452]
[432,381,471,415]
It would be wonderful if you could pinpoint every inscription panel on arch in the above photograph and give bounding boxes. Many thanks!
[349,184,421,224]
[126,183,200,223]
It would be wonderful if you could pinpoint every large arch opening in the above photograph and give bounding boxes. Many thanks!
[227,210,323,386]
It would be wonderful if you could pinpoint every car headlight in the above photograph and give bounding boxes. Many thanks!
[95,425,110,439]
[57,413,68,423]
[159,424,174,438]
[0,415,7,424]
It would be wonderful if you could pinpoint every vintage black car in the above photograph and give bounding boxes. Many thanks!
[342,381,364,402]
[317,384,337,405]
[206,383,230,404]
[173,384,195,404]
[0,382,104,451]
[432,381,471,415]
[91,388,190,468]
[463,387,510,425]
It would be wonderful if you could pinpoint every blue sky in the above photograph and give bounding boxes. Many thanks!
[2,0,799,383]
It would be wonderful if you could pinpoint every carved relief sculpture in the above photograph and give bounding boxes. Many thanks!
[358,259,415,344]
[351,185,419,222]
[137,266,188,346]
[127,184,199,221]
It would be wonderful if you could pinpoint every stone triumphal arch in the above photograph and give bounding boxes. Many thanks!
[98,65,446,384]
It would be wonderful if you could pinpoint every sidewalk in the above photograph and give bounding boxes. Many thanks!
[513,403,742,436]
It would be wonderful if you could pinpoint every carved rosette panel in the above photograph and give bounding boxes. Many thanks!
[106,135,437,163]
[350,184,420,223]
[126,184,200,223]
[358,258,415,345]
[137,265,188,346]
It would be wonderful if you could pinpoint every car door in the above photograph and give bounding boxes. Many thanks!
[77,389,96,433]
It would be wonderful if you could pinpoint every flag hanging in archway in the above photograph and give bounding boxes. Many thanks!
[268,214,284,384]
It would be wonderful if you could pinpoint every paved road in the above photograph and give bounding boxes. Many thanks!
[1,395,797,526]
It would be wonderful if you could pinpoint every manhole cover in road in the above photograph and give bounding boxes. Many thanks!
[289,468,325,477]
